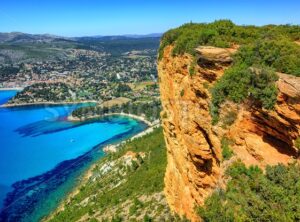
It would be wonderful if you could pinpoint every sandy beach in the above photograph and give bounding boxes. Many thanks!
[102,123,160,153]
[68,112,153,126]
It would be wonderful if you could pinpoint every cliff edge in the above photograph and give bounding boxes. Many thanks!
[158,45,300,221]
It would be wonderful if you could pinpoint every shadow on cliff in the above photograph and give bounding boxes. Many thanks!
[262,134,297,157]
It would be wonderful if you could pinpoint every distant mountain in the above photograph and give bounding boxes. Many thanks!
[0,32,81,64]
[74,33,162,41]
[0,32,163,44]
[0,32,161,63]
[0,32,70,44]
[123,33,163,38]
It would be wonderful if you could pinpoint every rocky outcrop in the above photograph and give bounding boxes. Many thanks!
[196,46,236,65]
[158,46,300,221]
[226,73,300,167]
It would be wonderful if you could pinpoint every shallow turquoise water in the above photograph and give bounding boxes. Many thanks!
[0,90,147,221]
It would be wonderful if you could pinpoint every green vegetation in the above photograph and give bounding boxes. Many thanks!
[9,82,73,103]
[0,65,20,82]
[159,20,236,59]
[159,20,300,123]
[49,128,189,222]
[211,65,278,122]
[0,41,79,63]
[72,100,161,122]
[79,37,160,56]
[0,36,160,63]
[161,111,168,119]
[114,83,132,97]
[221,137,234,160]
[159,20,300,60]
[221,110,237,128]
[189,57,197,76]
[180,89,185,97]
[197,161,300,222]
[295,137,300,151]
[235,40,300,76]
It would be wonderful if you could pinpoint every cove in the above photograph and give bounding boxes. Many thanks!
[0,90,147,222]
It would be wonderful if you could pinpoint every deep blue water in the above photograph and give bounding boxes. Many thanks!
[0,90,18,105]
[0,90,147,222]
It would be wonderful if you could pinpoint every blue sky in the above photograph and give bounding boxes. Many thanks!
[0,0,299,37]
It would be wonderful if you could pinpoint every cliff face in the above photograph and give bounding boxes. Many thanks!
[158,45,300,221]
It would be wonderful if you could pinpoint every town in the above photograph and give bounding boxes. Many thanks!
[1,47,159,104]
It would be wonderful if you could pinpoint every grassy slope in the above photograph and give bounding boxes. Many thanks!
[48,128,188,222]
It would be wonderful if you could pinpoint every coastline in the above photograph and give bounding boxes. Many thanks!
[42,163,97,222]
[44,122,160,221]
[0,98,159,221]
[1,100,98,108]
[68,112,154,126]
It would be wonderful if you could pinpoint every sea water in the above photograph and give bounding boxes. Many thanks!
[0,90,147,221]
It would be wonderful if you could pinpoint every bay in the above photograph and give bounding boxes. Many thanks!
[0,90,147,221]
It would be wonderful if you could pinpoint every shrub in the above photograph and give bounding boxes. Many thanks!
[189,57,197,76]
[235,40,300,76]
[221,137,234,160]
[159,20,300,62]
[198,162,300,221]
[211,65,278,122]
[180,89,185,97]
[295,137,300,151]
[162,112,168,119]
[248,67,278,109]
[158,28,180,60]
[222,110,237,128]
[209,103,219,125]
[111,215,123,222]
[203,82,209,89]
[211,64,252,107]
[143,214,152,222]
[129,204,138,216]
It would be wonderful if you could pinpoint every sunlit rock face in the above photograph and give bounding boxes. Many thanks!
[158,45,300,221]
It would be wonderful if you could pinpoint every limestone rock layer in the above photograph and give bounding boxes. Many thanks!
[158,45,300,221]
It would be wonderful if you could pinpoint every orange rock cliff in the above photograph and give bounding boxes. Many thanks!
[158,45,300,221]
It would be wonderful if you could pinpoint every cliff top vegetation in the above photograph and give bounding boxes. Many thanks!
[159,20,300,123]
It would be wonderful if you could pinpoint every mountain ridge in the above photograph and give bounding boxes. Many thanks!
[0,32,162,44]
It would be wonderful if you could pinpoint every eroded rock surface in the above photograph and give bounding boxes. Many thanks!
[158,45,300,221]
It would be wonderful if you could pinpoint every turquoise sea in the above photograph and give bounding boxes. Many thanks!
[0,90,147,222]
